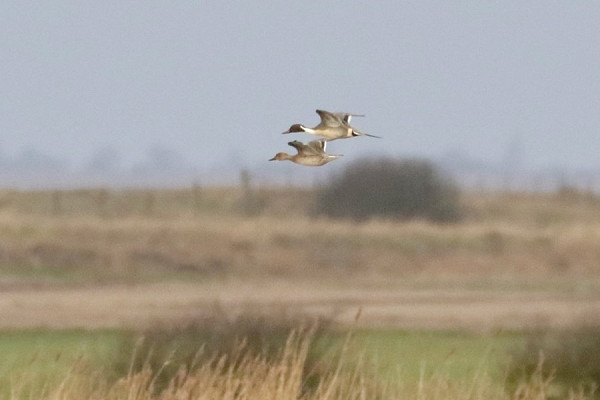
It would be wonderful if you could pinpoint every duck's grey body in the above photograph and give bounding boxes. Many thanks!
[282,109,381,141]
[269,140,343,166]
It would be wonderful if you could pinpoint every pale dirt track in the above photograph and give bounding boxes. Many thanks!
[1,281,599,331]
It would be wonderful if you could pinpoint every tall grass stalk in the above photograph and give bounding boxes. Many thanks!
[4,330,594,400]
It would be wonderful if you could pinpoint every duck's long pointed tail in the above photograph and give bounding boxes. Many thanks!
[352,130,382,139]
[363,132,382,138]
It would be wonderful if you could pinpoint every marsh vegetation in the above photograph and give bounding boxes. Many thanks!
[0,185,599,398]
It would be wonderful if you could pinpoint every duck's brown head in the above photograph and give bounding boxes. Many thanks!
[282,124,305,134]
[269,152,289,161]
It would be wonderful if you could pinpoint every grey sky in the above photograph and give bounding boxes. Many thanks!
[2,2,599,177]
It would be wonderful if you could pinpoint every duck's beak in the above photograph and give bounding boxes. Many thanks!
[281,129,291,134]
[268,156,276,161]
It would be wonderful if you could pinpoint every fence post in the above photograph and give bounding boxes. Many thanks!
[144,190,155,216]
[192,182,202,215]
[240,169,254,215]
[52,190,62,216]
[96,188,109,217]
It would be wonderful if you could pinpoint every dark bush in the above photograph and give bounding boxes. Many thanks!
[506,324,600,397]
[316,158,461,222]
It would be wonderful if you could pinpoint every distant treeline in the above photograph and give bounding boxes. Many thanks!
[2,144,600,192]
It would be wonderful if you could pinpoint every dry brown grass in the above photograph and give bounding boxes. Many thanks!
[3,280,600,330]
[1,189,599,284]
[0,188,599,331]
[8,329,596,400]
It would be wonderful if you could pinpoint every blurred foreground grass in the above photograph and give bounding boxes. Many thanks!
[0,328,521,399]
[0,328,595,400]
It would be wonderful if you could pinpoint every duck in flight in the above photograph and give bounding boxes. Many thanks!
[282,109,381,141]
[269,140,343,166]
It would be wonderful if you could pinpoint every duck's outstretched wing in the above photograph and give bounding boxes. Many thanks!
[288,139,336,158]
[287,140,308,155]
[288,140,325,156]
[308,140,344,160]
[306,139,328,155]
[315,109,345,128]
[316,109,365,125]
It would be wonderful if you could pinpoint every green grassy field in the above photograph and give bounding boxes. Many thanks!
[0,328,524,398]
[0,330,123,398]
[349,330,519,383]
